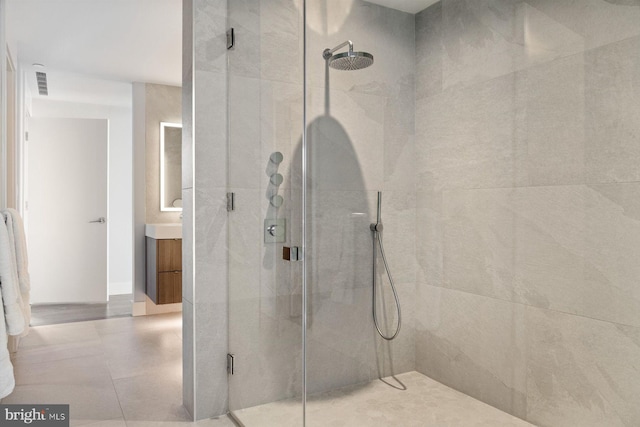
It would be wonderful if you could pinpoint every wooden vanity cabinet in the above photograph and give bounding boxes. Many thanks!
[146,237,182,304]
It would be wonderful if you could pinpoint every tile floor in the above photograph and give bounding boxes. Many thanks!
[232,371,534,427]
[2,312,234,427]
[30,294,134,326]
[4,312,533,427]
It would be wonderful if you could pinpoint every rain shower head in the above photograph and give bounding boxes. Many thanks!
[323,40,374,71]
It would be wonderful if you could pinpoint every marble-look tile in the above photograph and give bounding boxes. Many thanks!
[79,419,126,427]
[228,0,261,79]
[193,187,228,305]
[524,0,640,51]
[442,187,516,301]
[11,339,103,365]
[181,188,194,304]
[441,184,640,327]
[228,189,262,303]
[415,285,527,418]
[228,296,302,411]
[101,328,181,380]
[383,76,416,191]
[193,0,227,73]
[416,2,443,100]
[229,76,262,189]
[194,301,228,418]
[19,321,100,348]
[260,0,303,85]
[182,300,195,418]
[379,190,417,285]
[307,190,374,296]
[439,0,584,91]
[13,355,112,386]
[307,87,384,192]
[585,36,640,183]
[526,306,640,427]
[113,369,190,422]
[514,184,640,327]
[416,72,518,192]
[182,69,193,191]
[516,52,585,186]
[234,371,533,427]
[193,71,227,193]
[416,190,443,288]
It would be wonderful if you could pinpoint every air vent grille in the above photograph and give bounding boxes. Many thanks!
[36,71,48,96]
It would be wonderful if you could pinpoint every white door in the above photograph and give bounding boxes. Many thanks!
[28,118,108,304]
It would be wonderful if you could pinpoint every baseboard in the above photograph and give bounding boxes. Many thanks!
[144,295,182,315]
[132,301,146,316]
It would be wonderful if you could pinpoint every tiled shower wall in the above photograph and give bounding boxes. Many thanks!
[226,0,417,411]
[414,1,640,426]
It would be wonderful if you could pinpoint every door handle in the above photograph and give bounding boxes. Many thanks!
[89,217,106,224]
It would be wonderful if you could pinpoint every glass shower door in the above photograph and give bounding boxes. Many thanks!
[226,0,305,425]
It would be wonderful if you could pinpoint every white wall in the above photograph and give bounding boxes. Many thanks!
[32,97,133,296]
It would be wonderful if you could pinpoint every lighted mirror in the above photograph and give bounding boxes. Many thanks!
[160,122,182,212]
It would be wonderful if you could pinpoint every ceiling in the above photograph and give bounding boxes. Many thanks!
[366,0,440,14]
[6,0,182,106]
[6,0,437,107]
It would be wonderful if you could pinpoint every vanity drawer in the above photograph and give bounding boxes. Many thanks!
[157,239,182,272]
[157,271,182,304]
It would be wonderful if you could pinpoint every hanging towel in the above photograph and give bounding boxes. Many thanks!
[2,210,30,336]
[0,219,25,336]
[0,297,15,399]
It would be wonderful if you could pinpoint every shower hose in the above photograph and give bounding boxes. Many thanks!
[371,223,402,341]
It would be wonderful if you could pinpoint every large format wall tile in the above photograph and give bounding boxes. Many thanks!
[524,0,640,52]
[415,285,527,418]
[416,72,519,192]
[440,184,640,327]
[440,0,584,91]
[526,306,640,427]
[585,36,640,183]
[513,184,640,327]
[517,53,585,187]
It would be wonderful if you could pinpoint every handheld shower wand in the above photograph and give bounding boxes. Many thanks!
[370,192,401,341]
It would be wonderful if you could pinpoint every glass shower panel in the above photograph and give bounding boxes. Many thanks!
[226,0,305,425]
[304,2,416,425]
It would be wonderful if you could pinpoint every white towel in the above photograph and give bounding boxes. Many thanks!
[0,298,15,399]
[2,210,30,336]
[0,219,25,336]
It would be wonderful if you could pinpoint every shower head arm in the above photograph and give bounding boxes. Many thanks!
[323,40,353,60]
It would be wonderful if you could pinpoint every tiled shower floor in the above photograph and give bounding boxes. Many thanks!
[231,371,534,427]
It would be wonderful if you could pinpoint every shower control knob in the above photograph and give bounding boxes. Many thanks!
[267,224,278,236]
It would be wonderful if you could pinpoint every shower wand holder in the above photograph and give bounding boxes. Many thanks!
[370,222,383,232]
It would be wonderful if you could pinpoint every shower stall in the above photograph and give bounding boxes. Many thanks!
[218,0,640,425]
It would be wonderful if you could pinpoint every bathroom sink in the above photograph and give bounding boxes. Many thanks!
[145,223,182,239]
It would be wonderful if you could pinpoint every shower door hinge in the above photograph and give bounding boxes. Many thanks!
[227,353,235,375]
[227,28,235,50]
[227,192,235,212]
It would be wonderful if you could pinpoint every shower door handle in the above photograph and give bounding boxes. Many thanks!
[283,246,301,262]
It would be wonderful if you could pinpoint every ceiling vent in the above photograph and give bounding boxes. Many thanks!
[35,71,48,96]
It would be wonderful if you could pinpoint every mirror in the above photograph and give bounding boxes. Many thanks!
[160,122,182,211]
